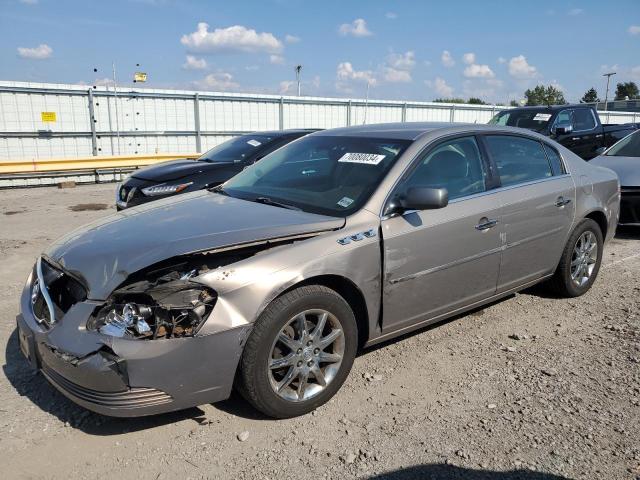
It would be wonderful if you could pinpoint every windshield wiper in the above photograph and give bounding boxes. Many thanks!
[253,196,301,211]
[209,184,229,195]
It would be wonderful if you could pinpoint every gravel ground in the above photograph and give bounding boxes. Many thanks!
[1,184,639,480]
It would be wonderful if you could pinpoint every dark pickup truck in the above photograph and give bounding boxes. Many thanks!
[489,104,637,160]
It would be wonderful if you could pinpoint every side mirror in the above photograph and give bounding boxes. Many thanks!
[398,187,449,212]
[554,124,573,135]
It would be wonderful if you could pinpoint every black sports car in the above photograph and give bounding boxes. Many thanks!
[116,129,316,209]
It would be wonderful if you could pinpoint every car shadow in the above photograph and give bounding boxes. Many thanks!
[3,326,207,435]
[368,464,570,480]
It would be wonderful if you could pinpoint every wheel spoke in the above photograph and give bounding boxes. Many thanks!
[296,371,309,400]
[312,312,328,340]
[318,351,342,363]
[270,353,295,370]
[277,366,297,392]
[277,333,299,352]
[571,256,581,267]
[295,313,308,340]
[311,364,327,387]
[319,328,342,349]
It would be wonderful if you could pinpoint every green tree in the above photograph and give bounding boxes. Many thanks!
[467,97,487,105]
[524,85,567,106]
[433,98,467,104]
[509,100,519,107]
[614,81,639,100]
[580,88,599,103]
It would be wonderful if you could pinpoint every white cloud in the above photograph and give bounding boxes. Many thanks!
[462,52,476,65]
[279,80,296,94]
[338,18,372,37]
[245,65,259,71]
[336,62,376,84]
[181,22,282,54]
[508,55,538,79]
[497,57,506,64]
[629,25,640,35]
[270,54,285,65]
[464,63,495,79]
[93,77,115,87]
[386,51,415,71]
[568,8,584,16]
[385,12,398,19]
[17,44,52,59]
[182,55,207,70]
[426,77,454,97]
[285,34,300,44]
[441,50,455,68]
[382,68,412,83]
[631,66,640,80]
[193,72,239,91]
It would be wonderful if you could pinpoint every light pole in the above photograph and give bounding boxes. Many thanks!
[295,65,302,96]
[602,72,616,111]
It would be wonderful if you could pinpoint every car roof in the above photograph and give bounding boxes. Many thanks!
[241,129,320,137]
[504,104,593,111]
[311,122,462,140]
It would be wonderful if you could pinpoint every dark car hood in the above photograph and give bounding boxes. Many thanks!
[590,155,640,186]
[131,159,235,182]
[46,191,345,300]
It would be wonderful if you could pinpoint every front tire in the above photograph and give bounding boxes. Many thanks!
[549,218,603,297]
[238,285,358,418]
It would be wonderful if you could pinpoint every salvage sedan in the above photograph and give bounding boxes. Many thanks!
[591,129,640,225]
[17,123,620,418]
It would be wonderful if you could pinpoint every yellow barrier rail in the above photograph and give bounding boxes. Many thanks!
[0,153,200,174]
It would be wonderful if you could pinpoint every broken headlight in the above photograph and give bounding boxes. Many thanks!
[89,276,216,340]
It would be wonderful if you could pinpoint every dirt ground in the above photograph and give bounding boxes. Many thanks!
[1,184,638,480]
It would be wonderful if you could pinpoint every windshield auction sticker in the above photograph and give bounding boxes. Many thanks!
[338,152,386,165]
[337,196,354,208]
[247,139,262,147]
[533,113,552,121]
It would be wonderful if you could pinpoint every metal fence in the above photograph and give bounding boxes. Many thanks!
[1,80,638,162]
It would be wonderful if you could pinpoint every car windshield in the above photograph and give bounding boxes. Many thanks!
[489,110,552,132]
[198,135,275,163]
[221,135,411,217]
[606,130,640,157]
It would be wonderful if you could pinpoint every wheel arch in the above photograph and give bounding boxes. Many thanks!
[277,274,370,349]
[583,209,608,239]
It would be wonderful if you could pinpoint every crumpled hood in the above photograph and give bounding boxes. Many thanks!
[46,191,344,300]
[590,155,640,187]
[131,159,232,182]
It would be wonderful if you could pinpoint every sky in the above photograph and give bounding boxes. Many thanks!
[0,0,638,104]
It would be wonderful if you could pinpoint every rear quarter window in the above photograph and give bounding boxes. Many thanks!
[485,135,553,187]
[543,144,567,175]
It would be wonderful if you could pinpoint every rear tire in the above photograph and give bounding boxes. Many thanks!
[548,218,603,297]
[238,285,358,418]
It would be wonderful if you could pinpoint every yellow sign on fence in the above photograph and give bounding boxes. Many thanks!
[134,72,147,83]
[41,111,57,122]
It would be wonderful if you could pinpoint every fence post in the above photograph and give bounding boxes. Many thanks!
[449,104,456,123]
[87,88,98,156]
[279,97,284,130]
[346,100,352,126]
[402,102,407,122]
[193,93,202,153]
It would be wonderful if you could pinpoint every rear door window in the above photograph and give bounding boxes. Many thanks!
[573,109,597,131]
[484,135,553,187]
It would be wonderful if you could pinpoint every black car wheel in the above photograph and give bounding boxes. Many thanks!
[238,285,357,418]
[549,218,603,297]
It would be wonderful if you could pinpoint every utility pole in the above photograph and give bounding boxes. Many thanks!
[112,62,121,155]
[602,72,616,111]
[295,65,302,96]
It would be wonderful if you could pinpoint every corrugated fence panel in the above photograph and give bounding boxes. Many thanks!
[1,81,638,162]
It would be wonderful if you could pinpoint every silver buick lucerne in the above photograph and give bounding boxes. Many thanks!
[17,123,620,418]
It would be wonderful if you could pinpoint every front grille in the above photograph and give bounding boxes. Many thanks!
[620,188,640,225]
[43,366,173,409]
[31,258,87,326]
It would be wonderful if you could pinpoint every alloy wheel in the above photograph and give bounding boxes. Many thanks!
[570,230,598,287]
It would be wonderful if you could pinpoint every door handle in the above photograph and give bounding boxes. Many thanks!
[475,218,499,230]
[571,137,580,141]
[555,197,572,207]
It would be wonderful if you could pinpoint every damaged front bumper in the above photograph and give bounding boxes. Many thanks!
[17,272,250,417]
